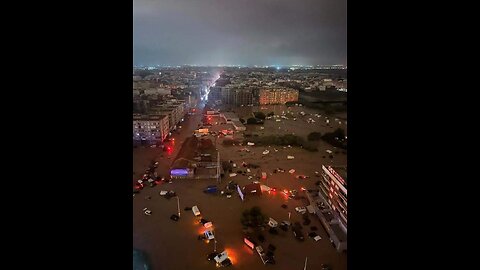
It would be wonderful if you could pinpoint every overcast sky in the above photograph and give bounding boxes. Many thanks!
[134,0,346,66]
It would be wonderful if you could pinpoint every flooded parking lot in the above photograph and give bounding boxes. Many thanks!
[133,103,347,270]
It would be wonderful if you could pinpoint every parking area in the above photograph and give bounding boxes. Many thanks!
[133,103,347,270]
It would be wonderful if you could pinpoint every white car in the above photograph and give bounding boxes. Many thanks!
[295,207,307,214]
[192,205,201,217]
[314,235,322,241]
[204,221,213,228]
[204,230,215,240]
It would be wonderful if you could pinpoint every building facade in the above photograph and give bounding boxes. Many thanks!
[149,101,185,131]
[305,165,347,252]
[133,114,170,144]
[258,87,299,105]
[319,165,347,230]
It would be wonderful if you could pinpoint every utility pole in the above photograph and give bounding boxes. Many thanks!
[217,151,221,183]
[176,196,180,217]
[304,257,308,270]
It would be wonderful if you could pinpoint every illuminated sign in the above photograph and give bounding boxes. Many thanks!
[244,237,256,250]
[237,185,244,201]
[171,169,188,176]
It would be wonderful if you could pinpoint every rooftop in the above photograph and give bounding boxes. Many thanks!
[133,114,168,121]
[171,136,198,167]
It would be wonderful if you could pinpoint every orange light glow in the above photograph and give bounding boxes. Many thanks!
[223,248,237,265]
[242,244,255,255]
[197,226,207,235]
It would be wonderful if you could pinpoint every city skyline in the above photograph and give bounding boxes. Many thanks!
[134,0,347,67]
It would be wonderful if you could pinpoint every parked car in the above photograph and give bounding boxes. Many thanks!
[204,185,218,194]
[321,264,332,270]
[207,252,219,262]
[293,228,304,241]
[204,230,215,240]
[295,207,307,214]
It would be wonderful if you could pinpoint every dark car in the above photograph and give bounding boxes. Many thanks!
[266,256,276,265]
[170,214,179,221]
[293,228,305,241]
[199,218,210,225]
[204,185,218,194]
[207,252,219,261]
[321,264,332,270]
[219,258,232,267]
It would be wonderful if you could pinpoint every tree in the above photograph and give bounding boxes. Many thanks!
[247,117,258,124]
[307,132,322,141]
[267,111,274,117]
[332,128,345,139]
[241,207,267,227]
[302,142,318,152]
[285,101,296,107]
[253,111,266,120]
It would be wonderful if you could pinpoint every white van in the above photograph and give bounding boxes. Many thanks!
[268,218,278,228]
[192,205,201,217]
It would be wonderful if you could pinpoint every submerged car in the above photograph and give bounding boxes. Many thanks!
[293,228,305,241]
[207,252,219,262]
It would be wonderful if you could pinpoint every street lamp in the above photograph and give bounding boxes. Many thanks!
[176,196,181,217]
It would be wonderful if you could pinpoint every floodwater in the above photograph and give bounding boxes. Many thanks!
[133,103,347,270]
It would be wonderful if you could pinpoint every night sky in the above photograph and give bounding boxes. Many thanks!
[134,0,346,66]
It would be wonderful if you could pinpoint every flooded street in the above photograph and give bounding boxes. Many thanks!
[134,103,347,270]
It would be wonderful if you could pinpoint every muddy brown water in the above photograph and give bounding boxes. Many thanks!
[134,104,347,270]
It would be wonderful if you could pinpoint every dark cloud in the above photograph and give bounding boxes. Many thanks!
[134,0,346,66]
